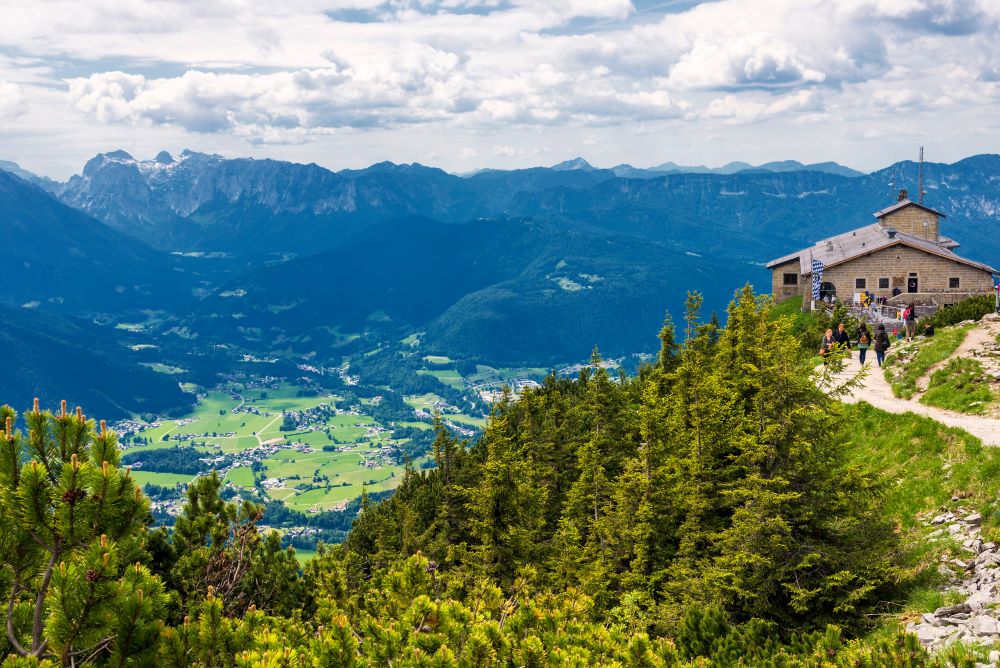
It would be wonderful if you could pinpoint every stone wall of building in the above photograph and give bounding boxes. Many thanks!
[878,206,939,241]
[816,245,992,303]
[770,259,801,302]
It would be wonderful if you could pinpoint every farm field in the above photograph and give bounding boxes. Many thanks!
[417,368,465,390]
[132,471,195,487]
[466,365,549,386]
[293,548,316,566]
[404,393,488,428]
[118,381,444,515]
[114,374,485,532]
[130,386,335,451]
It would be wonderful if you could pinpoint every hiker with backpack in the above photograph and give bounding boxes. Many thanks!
[874,323,891,367]
[857,322,872,365]
[904,302,917,341]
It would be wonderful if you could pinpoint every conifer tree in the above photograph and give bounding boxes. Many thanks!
[657,312,681,373]
[467,404,546,584]
[0,400,164,664]
[164,472,299,617]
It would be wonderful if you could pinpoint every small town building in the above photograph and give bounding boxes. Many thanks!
[767,189,997,310]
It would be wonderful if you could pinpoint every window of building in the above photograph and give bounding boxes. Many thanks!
[855,278,866,289]
[949,277,960,289]
[878,277,890,289]
[783,273,798,285]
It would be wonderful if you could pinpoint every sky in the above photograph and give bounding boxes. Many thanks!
[1,0,999,179]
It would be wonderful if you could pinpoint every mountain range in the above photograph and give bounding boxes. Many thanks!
[1,151,998,375]
[33,151,998,266]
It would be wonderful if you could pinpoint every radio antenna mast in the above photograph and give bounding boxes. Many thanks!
[918,146,925,203]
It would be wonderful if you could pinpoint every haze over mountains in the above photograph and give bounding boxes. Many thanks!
[1,151,999,410]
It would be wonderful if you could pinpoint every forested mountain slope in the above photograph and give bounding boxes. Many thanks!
[0,170,197,316]
[184,217,745,365]
[0,304,194,418]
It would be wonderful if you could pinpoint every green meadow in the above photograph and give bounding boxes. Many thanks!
[121,381,474,518]
[132,471,195,487]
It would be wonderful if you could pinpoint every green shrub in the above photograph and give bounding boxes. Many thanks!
[924,293,996,329]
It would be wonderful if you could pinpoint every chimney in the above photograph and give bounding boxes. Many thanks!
[898,188,908,202]
[886,227,898,239]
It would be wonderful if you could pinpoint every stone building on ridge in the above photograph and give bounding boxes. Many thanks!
[767,189,997,310]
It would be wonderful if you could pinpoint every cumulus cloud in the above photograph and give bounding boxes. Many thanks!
[492,144,521,156]
[668,35,826,90]
[838,0,994,36]
[704,90,824,124]
[67,44,689,141]
[4,0,1000,163]
[0,81,27,118]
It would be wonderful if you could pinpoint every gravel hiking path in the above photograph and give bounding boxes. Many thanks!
[835,331,1000,445]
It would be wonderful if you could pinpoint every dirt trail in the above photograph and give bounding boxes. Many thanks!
[835,316,1000,445]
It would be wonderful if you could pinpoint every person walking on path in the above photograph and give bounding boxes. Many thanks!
[857,322,872,365]
[833,322,852,357]
[820,328,836,365]
[904,302,918,341]
[874,323,891,367]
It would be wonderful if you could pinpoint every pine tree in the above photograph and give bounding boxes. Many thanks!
[0,400,164,664]
[657,312,681,373]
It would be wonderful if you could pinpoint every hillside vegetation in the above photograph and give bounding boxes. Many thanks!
[0,304,194,419]
[4,287,1000,666]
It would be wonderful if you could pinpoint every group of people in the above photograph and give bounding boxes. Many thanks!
[821,322,893,367]
[857,292,891,308]
[819,302,935,368]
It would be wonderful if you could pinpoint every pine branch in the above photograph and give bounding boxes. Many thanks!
[32,548,58,654]
[6,578,28,656]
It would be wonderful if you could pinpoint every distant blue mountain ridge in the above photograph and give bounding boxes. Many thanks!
[1,151,997,367]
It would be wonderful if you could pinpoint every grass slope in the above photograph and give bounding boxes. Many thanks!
[842,402,1000,627]
[884,325,972,399]
[921,358,996,415]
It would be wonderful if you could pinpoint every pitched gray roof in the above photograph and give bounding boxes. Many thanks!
[872,198,946,219]
[766,224,997,275]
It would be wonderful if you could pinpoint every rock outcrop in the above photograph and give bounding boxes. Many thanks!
[908,506,1000,660]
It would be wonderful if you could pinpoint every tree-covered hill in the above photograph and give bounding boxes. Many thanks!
[5,287,999,666]
[0,304,194,419]
[183,217,749,366]
[0,169,198,317]
[6,288,1000,665]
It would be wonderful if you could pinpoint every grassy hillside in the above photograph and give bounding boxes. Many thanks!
[839,401,1000,636]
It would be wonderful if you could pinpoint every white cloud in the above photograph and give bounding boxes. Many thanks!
[0,81,27,118]
[704,90,824,124]
[492,144,521,156]
[0,0,998,172]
